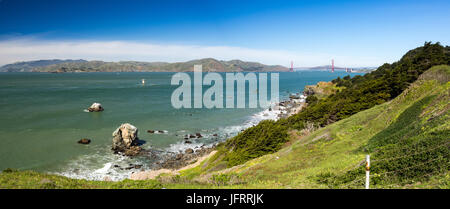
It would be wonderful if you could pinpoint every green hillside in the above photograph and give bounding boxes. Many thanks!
[201,42,449,170]
[165,65,449,189]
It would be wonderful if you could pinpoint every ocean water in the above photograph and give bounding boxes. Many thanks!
[0,71,362,180]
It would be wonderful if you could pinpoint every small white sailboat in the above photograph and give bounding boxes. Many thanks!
[141,79,146,85]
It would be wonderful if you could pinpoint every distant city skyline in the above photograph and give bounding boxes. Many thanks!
[0,0,449,67]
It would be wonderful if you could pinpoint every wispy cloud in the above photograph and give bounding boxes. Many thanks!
[0,38,385,67]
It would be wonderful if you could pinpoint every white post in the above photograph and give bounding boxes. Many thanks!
[365,155,370,189]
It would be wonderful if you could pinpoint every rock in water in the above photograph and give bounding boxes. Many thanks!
[87,103,104,112]
[112,123,141,156]
[77,138,91,144]
[124,146,142,156]
[185,148,194,154]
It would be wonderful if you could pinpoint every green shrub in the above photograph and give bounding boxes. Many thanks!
[2,168,18,173]
[219,120,289,167]
[306,95,318,104]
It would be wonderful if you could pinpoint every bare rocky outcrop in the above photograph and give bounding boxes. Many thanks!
[129,150,218,180]
[303,81,336,98]
[112,123,142,156]
[185,148,194,154]
[303,86,316,96]
[160,146,216,169]
[87,103,104,112]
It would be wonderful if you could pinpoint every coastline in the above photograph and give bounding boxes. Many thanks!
[1,71,339,181]
[28,71,340,182]
[126,92,308,181]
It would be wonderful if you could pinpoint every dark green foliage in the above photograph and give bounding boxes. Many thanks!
[333,75,353,87]
[317,96,449,188]
[2,168,18,173]
[218,120,289,167]
[305,95,318,104]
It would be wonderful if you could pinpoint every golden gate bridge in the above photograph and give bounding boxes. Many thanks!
[289,59,353,73]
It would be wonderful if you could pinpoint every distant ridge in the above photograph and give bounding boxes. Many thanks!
[296,65,346,70]
[0,58,288,72]
[295,65,378,73]
[0,59,88,72]
[295,65,377,70]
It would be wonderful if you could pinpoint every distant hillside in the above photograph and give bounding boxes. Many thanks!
[0,58,288,72]
[297,65,346,70]
[296,66,377,73]
[0,59,87,72]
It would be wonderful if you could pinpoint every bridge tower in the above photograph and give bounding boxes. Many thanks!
[290,61,294,72]
[331,59,335,73]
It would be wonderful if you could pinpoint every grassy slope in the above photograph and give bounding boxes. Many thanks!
[0,170,162,189]
[1,65,448,189]
[165,65,450,189]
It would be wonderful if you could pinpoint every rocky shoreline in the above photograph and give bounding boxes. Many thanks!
[275,93,307,119]
[121,92,308,180]
[77,90,309,181]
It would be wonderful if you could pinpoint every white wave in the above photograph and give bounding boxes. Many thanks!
[54,149,146,181]
[94,162,112,174]
[165,140,207,153]
[216,103,282,139]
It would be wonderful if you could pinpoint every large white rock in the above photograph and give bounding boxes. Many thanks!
[112,123,139,152]
[87,102,104,112]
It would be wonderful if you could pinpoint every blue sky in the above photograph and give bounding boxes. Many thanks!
[0,0,449,67]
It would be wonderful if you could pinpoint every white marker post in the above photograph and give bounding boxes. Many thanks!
[365,155,370,189]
